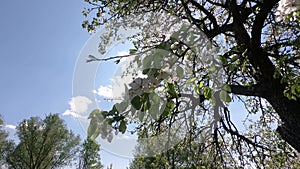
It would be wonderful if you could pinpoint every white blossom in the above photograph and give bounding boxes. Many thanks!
[276,0,299,21]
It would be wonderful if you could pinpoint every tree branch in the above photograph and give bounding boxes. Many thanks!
[229,0,250,45]
[86,47,155,63]
[189,0,219,29]
[248,1,279,82]
[229,84,270,98]
[251,0,280,48]
[220,118,273,151]
[207,23,234,38]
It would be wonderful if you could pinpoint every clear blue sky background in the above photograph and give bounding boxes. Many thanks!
[0,0,87,121]
[0,1,130,168]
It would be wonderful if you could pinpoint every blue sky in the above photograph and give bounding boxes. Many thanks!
[0,0,87,121]
[0,1,131,168]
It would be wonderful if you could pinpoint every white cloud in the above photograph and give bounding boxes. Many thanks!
[62,110,86,119]
[117,51,129,56]
[70,96,92,113]
[4,124,16,130]
[62,96,92,118]
[93,85,113,99]
[117,51,129,63]
[115,134,134,141]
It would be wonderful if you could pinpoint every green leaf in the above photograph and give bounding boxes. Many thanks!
[273,70,281,79]
[218,55,227,65]
[170,44,179,50]
[228,64,235,71]
[101,111,108,118]
[176,66,184,78]
[119,120,127,134]
[209,65,216,72]
[210,95,216,105]
[149,93,159,105]
[142,68,160,76]
[158,42,171,51]
[296,85,300,94]
[161,109,170,117]
[82,10,88,17]
[231,55,239,63]
[199,81,204,88]
[88,118,99,139]
[109,105,118,115]
[142,99,151,111]
[170,36,178,43]
[138,111,145,121]
[223,84,231,92]
[100,123,108,138]
[142,68,150,74]
[194,84,200,94]
[91,128,100,140]
[186,77,198,86]
[129,49,138,54]
[160,102,170,117]
[89,109,101,119]
[142,55,154,67]
[115,101,128,112]
[204,87,212,99]
[149,105,159,120]
[219,90,231,102]
[131,96,142,110]
[166,82,178,98]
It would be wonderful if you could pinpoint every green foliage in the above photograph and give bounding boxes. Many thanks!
[0,117,7,158]
[78,137,103,169]
[88,109,105,139]
[131,96,143,110]
[219,90,231,103]
[129,131,229,169]
[6,114,80,169]
[0,116,12,166]
[118,120,127,134]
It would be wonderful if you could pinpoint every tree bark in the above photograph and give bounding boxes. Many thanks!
[267,91,300,152]
[229,0,300,152]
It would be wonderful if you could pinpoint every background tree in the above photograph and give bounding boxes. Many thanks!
[129,133,219,169]
[129,119,300,169]
[78,137,103,169]
[0,116,7,164]
[0,116,13,167]
[6,114,80,169]
[106,164,113,169]
[83,0,300,167]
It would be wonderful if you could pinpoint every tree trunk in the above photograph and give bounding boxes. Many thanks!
[266,87,300,152]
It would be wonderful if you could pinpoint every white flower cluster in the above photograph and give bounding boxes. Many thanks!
[276,0,299,21]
